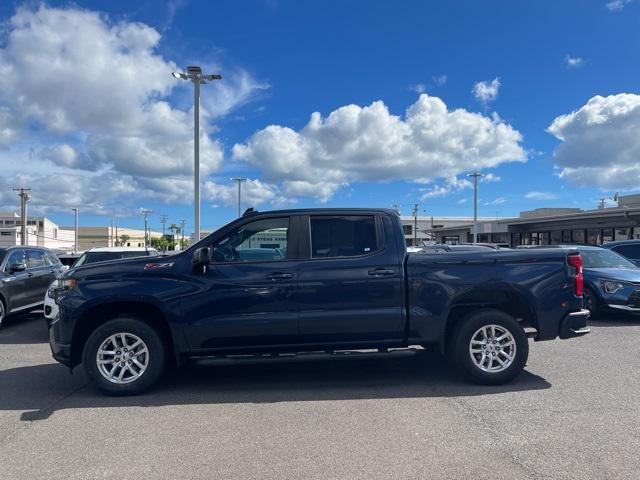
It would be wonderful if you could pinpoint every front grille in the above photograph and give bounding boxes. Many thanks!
[627,290,640,308]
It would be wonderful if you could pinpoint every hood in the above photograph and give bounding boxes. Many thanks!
[584,267,640,283]
[66,254,179,279]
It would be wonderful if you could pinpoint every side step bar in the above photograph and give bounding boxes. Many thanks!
[191,346,426,366]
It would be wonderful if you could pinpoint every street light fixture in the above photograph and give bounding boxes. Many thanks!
[467,172,484,244]
[171,65,222,243]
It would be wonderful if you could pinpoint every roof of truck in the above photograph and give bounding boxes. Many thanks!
[242,207,399,217]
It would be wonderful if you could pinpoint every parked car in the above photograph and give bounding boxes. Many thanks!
[576,246,640,318]
[0,246,65,328]
[602,240,640,266]
[48,208,588,395]
[44,247,159,321]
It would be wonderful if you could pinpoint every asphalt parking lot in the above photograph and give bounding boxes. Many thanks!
[0,312,639,480]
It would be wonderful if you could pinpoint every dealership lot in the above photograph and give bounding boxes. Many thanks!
[1,312,639,480]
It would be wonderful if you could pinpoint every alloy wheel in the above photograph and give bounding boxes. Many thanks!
[469,324,517,373]
[96,333,149,384]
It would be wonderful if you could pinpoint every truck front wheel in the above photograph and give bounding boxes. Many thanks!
[82,317,166,395]
[449,310,529,385]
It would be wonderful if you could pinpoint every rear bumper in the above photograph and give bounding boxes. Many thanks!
[559,309,590,339]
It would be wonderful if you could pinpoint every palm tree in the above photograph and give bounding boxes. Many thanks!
[119,234,130,247]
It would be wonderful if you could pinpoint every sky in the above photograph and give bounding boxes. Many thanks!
[0,0,639,234]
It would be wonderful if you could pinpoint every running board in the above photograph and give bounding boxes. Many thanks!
[191,346,426,366]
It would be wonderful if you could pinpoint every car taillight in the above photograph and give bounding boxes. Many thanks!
[567,254,583,296]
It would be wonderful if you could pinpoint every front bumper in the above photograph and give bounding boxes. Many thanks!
[559,309,590,339]
[606,303,640,314]
[49,324,72,366]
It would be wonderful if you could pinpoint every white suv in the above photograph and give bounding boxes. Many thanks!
[44,247,159,320]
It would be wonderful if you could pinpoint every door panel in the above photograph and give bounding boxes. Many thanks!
[23,249,52,304]
[1,249,28,311]
[182,261,299,349]
[181,216,300,350]
[297,215,405,343]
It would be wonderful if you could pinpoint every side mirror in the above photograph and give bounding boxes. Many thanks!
[192,247,212,266]
[9,263,26,274]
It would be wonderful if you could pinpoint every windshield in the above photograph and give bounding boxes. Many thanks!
[73,250,152,267]
[580,249,637,269]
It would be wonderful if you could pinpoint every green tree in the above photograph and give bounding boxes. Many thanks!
[119,234,130,246]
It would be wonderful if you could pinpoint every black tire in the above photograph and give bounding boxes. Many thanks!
[448,309,529,385]
[82,316,166,395]
[0,298,5,329]
[583,287,599,319]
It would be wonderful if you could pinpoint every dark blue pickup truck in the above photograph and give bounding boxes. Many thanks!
[48,208,589,395]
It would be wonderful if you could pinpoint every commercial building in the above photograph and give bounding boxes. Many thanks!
[400,215,494,246]
[0,212,75,250]
[431,194,640,247]
[64,226,162,251]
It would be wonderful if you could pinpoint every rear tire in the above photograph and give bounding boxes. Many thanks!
[448,309,529,385]
[83,317,166,395]
[583,287,599,319]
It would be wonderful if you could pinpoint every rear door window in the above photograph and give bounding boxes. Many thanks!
[25,249,47,268]
[310,216,379,258]
[612,244,640,259]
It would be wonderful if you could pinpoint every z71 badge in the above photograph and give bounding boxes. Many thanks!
[144,262,174,270]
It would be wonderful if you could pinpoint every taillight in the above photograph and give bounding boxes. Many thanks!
[567,254,583,296]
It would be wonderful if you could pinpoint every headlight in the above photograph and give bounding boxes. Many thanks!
[58,278,77,290]
[602,280,625,294]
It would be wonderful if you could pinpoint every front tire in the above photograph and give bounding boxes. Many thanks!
[448,309,529,385]
[83,317,166,395]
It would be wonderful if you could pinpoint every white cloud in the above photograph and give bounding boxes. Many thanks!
[481,173,501,183]
[484,197,506,206]
[548,93,640,189]
[525,191,559,200]
[203,179,288,208]
[420,176,471,200]
[0,5,265,213]
[233,94,525,202]
[606,0,632,12]
[565,55,584,68]
[433,75,447,86]
[472,78,501,104]
[408,83,427,94]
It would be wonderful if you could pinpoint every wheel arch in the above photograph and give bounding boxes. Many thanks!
[70,300,178,368]
[441,287,536,354]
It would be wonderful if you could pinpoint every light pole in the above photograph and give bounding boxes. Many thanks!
[71,208,79,254]
[141,209,154,248]
[172,66,222,243]
[13,188,31,246]
[231,177,247,217]
[467,172,484,243]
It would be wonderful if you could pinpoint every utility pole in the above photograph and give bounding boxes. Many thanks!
[140,209,154,248]
[467,172,484,243]
[159,214,169,252]
[172,66,222,244]
[231,177,247,217]
[598,198,606,209]
[71,208,79,254]
[412,203,419,246]
[180,219,186,250]
[13,188,31,246]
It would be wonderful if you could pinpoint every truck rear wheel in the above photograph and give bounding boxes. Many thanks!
[82,317,166,395]
[449,309,528,385]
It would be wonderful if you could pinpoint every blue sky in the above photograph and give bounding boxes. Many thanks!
[0,0,639,234]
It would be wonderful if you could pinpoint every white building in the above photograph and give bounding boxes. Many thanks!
[0,212,75,250]
[400,215,495,246]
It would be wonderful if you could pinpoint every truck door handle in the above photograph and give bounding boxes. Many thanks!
[265,272,293,280]
[368,268,395,277]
